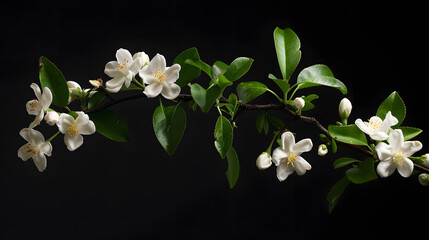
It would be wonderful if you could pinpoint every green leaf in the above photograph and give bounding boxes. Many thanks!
[376,91,406,126]
[216,73,233,90]
[334,157,361,169]
[153,104,187,156]
[190,83,222,112]
[87,91,105,110]
[301,94,319,111]
[297,64,347,95]
[185,59,213,79]
[223,57,254,82]
[39,56,69,107]
[267,114,285,129]
[273,27,301,80]
[236,81,268,104]
[398,126,422,141]
[89,109,130,142]
[225,146,240,189]
[214,116,233,159]
[345,158,378,184]
[327,177,350,214]
[212,61,229,81]
[174,47,201,87]
[256,112,269,134]
[328,124,368,146]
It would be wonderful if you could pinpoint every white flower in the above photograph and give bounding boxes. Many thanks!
[133,51,150,68]
[418,174,429,186]
[272,132,313,181]
[139,53,181,100]
[318,144,328,156]
[57,112,96,151]
[67,81,95,103]
[293,97,305,110]
[104,48,144,93]
[355,111,398,141]
[26,83,52,128]
[44,111,59,126]
[338,98,352,121]
[18,128,52,172]
[256,152,272,170]
[375,129,422,178]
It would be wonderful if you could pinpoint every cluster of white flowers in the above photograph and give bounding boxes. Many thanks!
[104,48,181,99]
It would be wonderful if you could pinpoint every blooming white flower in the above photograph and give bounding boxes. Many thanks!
[355,111,398,141]
[375,129,422,178]
[272,132,313,181]
[293,97,305,110]
[139,53,181,100]
[57,112,96,151]
[338,98,352,123]
[133,51,150,68]
[256,152,272,170]
[104,48,144,93]
[26,83,52,128]
[318,144,328,156]
[18,128,52,172]
[44,111,59,126]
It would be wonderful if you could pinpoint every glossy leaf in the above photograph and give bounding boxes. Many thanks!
[376,91,406,126]
[327,177,350,214]
[236,81,268,104]
[225,147,240,189]
[39,56,69,107]
[398,126,422,141]
[214,116,233,159]
[89,109,130,142]
[185,59,213,79]
[223,57,254,82]
[153,104,187,156]
[297,64,347,95]
[174,47,201,87]
[334,157,361,169]
[328,124,368,146]
[273,27,301,80]
[87,91,105,110]
[190,83,222,112]
[345,158,378,184]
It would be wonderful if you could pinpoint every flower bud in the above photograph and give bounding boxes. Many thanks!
[418,173,429,186]
[318,144,328,156]
[44,111,59,126]
[338,98,352,124]
[422,154,429,168]
[293,97,305,110]
[89,78,103,89]
[256,152,272,170]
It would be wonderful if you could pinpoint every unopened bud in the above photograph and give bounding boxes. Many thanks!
[422,154,429,168]
[418,173,429,186]
[256,152,272,170]
[89,78,103,89]
[318,144,328,156]
[293,97,305,110]
[338,98,352,124]
[44,111,59,126]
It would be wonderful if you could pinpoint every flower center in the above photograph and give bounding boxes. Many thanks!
[27,99,40,112]
[153,69,166,84]
[393,151,408,166]
[368,118,382,130]
[25,143,39,155]
[67,121,80,136]
[287,152,298,168]
[117,60,128,70]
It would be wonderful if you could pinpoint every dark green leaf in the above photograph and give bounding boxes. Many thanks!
[223,57,254,82]
[89,109,130,142]
[39,56,69,107]
[297,64,347,95]
[212,61,229,80]
[328,124,368,146]
[273,27,301,80]
[397,126,422,141]
[236,81,268,104]
[153,104,187,155]
[345,158,378,184]
[376,91,406,126]
[214,116,233,159]
[174,47,201,87]
[190,83,222,112]
[256,112,269,134]
[225,147,240,189]
[267,114,285,129]
[87,91,105,110]
[334,157,361,169]
[185,59,213,79]
[327,177,350,214]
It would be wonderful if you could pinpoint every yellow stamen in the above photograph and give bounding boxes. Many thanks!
[287,152,298,168]
[153,69,166,84]
[67,121,80,136]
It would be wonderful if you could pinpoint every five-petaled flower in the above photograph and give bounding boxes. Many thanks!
[375,129,422,178]
[18,128,52,172]
[57,112,96,151]
[272,132,313,181]
[355,111,398,141]
[104,48,144,93]
[26,83,52,129]
[139,53,181,100]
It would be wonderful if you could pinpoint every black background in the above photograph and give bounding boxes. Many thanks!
[2,0,429,239]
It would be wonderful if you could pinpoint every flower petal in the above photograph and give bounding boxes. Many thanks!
[370,132,389,141]
[164,64,181,83]
[39,142,52,156]
[33,153,47,172]
[79,120,96,135]
[128,57,143,75]
[30,83,42,100]
[402,140,423,156]
[396,157,414,178]
[375,142,393,161]
[293,138,313,156]
[161,83,180,100]
[355,119,372,135]
[272,147,288,166]
[276,162,295,182]
[281,132,295,152]
[26,100,40,115]
[294,156,311,175]
[116,48,133,64]
[149,54,167,73]
[26,127,45,145]
[139,66,157,85]
[380,111,398,132]
[104,61,121,78]
[377,161,396,178]
[143,82,163,98]
[64,134,83,151]
[58,113,74,134]
[29,110,44,129]
[105,76,126,93]
[41,87,52,110]
[388,129,404,151]
[18,143,34,161]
